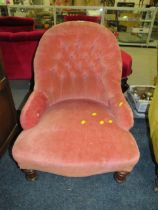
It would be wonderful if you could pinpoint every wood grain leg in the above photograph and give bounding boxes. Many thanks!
[22,169,38,181]
[114,171,130,183]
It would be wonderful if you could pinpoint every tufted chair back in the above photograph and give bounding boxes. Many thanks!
[34,21,122,106]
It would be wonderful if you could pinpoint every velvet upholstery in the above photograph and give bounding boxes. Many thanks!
[12,21,139,177]
[64,15,101,23]
[0,16,45,80]
[121,50,132,78]
[0,16,34,32]
[0,30,45,80]
[63,15,132,79]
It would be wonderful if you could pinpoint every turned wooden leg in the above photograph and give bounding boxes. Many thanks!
[22,169,38,181]
[114,171,130,183]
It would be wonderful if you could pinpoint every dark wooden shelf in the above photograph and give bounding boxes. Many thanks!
[0,55,19,157]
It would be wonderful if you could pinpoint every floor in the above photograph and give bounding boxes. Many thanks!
[9,45,157,109]
[122,46,157,86]
[10,80,30,110]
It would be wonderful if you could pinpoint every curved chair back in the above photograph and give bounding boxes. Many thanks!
[34,21,122,105]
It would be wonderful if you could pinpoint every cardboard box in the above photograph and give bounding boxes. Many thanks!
[74,0,86,6]
[127,85,155,113]
[74,0,100,6]
[132,27,150,34]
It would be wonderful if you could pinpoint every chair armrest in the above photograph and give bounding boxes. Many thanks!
[20,90,48,130]
[108,93,133,130]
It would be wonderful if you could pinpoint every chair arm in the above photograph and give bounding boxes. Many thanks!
[20,90,48,130]
[108,93,134,130]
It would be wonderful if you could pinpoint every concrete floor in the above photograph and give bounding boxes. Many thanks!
[122,46,157,86]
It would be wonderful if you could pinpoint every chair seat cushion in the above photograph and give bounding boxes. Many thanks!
[13,99,139,177]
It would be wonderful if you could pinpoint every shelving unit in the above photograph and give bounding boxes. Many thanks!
[103,6,157,46]
[6,5,54,28]
[0,4,157,46]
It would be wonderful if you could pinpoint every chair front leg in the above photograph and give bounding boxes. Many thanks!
[114,171,130,183]
[22,169,38,181]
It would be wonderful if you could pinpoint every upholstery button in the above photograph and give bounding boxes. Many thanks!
[80,120,87,125]
[91,112,97,116]
[99,120,104,125]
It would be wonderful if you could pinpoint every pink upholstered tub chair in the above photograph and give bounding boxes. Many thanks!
[12,21,140,182]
